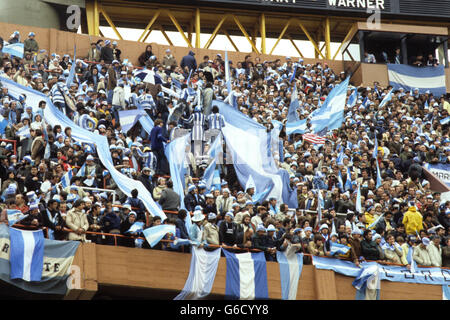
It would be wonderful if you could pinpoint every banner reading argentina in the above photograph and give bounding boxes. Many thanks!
[0,224,79,295]
[424,163,450,188]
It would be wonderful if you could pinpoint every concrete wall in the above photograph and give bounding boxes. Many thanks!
[65,243,443,300]
[0,0,61,30]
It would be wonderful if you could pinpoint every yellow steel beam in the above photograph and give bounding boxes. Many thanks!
[332,23,358,60]
[204,14,228,49]
[232,14,260,54]
[137,9,161,42]
[287,34,304,58]
[223,29,240,52]
[260,13,266,54]
[325,17,331,59]
[295,19,326,59]
[160,25,174,46]
[195,8,201,48]
[269,19,292,55]
[86,0,100,36]
[165,10,193,48]
[206,33,219,49]
[142,24,155,42]
[99,6,123,40]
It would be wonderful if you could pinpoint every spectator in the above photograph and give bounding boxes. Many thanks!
[65,199,89,242]
[120,211,138,248]
[112,41,121,62]
[443,237,450,267]
[427,235,442,267]
[8,31,20,44]
[138,45,154,67]
[175,209,190,240]
[158,179,180,212]
[42,199,65,240]
[150,119,169,175]
[180,50,197,72]
[403,205,423,236]
[219,211,236,247]
[190,210,206,248]
[383,234,403,264]
[24,32,39,53]
[125,189,146,222]
[361,230,379,261]
[100,40,114,64]
[394,48,402,64]
[308,234,325,256]
[203,213,219,246]
[364,51,376,64]
[413,237,432,266]
[162,49,177,69]
[87,42,101,62]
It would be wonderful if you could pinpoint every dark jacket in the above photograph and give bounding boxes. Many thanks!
[101,212,121,233]
[252,233,269,252]
[175,218,189,239]
[150,125,167,150]
[138,174,154,194]
[361,239,380,261]
[219,221,237,246]
[180,51,197,71]
[119,218,136,248]
[158,188,180,211]
[184,192,198,212]
[442,246,450,268]
[100,46,114,64]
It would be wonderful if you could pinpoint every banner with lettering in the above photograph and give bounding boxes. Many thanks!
[424,163,450,188]
[313,256,450,286]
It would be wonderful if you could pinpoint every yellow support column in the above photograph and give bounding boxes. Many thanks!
[296,19,326,59]
[160,26,174,46]
[86,0,100,36]
[100,7,123,40]
[195,8,201,48]
[325,17,331,60]
[270,19,291,55]
[204,15,228,49]
[142,25,155,43]
[287,34,304,58]
[138,10,161,42]
[224,30,239,52]
[260,13,266,54]
[232,15,260,54]
[166,10,193,48]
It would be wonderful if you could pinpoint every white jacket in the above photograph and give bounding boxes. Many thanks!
[427,243,442,267]
[413,246,431,266]
[112,86,125,108]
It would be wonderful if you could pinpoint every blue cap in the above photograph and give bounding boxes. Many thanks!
[256,224,266,232]
[225,212,234,219]
[267,225,276,232]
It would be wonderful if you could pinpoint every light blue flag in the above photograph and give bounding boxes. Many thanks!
[287,83,300,123]
[352,263,380,300]
[440,116,450,125]
[368,213,384,230]
[171,238,192,250]
[202,134,223,192]
[7,209,28,226]
[355,184,362,214]
[66,46,76,87]
[83,168,96,187]
[17,125,31,138]
[345,167,353,191]
[387,64,446,97]
[285,119,307,136]
[60,168,73,189]
[126,221,144,234]
[174,247,221,300]
[375,160,382,188]
[9,227,44,282]
[407,245,418,273]
[443,285,450,300]
[289,64,298,83]
[337,170,344,192]
[3,43,24,58]
[372,135,378,159]
[224,51,232,95]
[118,109,146,133]
[330,242,351,256]
[277,248,303,300]
[76,163,86,177]
[316,189,323,228]
[143,224,176,247]
[379,88,393,108]
[347,89,357,107]
[424,100,429,109]
[223,249,269,300]
[310,77,349,134]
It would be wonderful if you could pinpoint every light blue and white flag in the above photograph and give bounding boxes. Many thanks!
[285,119,307,136]
[171,238,192,249]
[60,168,73,189]
[368,213,384,230]
[352,263,380,300]
[126,221,144,234]
[345,167,353,191]
[355,184,362,214]
[224,51,232,95]
[76,163,86,177]
[376,160,382,188]
[441,116,450,125]
[7,209,28,226]
[203,134,223,192]
[310,77,349,134]
[387,64,446,97]
[223,249,268,300]
[174,247,221,300]
[372,136,378,159]
[3,43,24,58]
[276,246,303,300]
[347,89,357,107]
[17,125,31,138]
[379,88,393,108]
[118,109,146,133]
[287,83,300,123]
[142,224,176,247]
[9,227,44,282]
[330,242,351,256]
[443,285,450,300]
[66,46,76,87]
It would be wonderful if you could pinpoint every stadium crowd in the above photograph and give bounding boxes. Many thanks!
[0,30,449,269]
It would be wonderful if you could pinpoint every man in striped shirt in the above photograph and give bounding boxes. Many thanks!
[50,75,69,115]
[139,88,156,118]
[183,106,206,165]
[207,105,225,144]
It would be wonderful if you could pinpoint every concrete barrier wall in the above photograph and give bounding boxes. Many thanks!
[66,243,443,300]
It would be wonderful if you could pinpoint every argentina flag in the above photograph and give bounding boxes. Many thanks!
[118,109,146,133]
[330,242,351,256]
[60,168,73,189]
[352,263,380,300]
[175,247,221,300]
[143,224,175,247]
[387,64,446,97]
[7,209,28,226]
[223,249,268,300]
[3,43,24,58]
[276,246,303,300]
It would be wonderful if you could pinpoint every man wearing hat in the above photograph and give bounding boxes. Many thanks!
[100,40,114,64]
[21,202,43,228]
[184,184,199,212]
[190,210,206,248]
[88,42,101,62]
[50,74,70,114]
[119,211,139,248]
[203,212,220,245]
[42,199,65,240]
[219,212,237,247]
[24,32,39,53]
[163,48,177,69]
[413,237,432,266]
[158,180,180,214]
[65,199,89,242]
